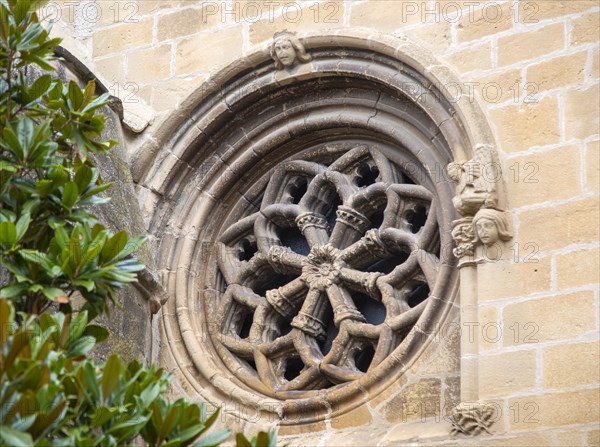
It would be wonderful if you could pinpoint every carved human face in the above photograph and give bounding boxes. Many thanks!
[475,217,498,246]
[274,38,296,67]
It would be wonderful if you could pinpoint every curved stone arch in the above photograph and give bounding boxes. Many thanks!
[134,32,502,196]
[140,31,510,432]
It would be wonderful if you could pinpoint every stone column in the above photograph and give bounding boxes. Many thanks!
[447,146,513,436]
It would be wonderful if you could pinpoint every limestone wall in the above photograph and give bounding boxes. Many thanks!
[44,1,599,445]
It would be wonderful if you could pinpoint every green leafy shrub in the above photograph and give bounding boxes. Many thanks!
[0,300,233,446]
[0,1,278,446]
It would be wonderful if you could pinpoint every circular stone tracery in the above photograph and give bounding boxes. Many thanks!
[214,145,440,395]
[145,34,475,427]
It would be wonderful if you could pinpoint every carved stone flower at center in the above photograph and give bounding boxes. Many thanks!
[301,244,344,290]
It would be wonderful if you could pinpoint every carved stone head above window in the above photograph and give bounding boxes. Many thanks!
[270,30,312,70]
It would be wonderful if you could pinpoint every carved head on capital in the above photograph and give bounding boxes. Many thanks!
[270,30,312,69]
[472,209,512,247]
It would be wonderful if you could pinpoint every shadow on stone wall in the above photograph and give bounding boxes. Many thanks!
[55,49,162,364]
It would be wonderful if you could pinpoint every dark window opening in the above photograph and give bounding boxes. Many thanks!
[278,226,310,256]
[354,344,375,373]
[367,253,409,274]
[238,312,253,339]
[356,164,380,187]
[352,292,386,325]
[407,283,430,308]
[405,205,428,234]
[288,178,308,204]
[284,357,305,381]
[239,238,257,261]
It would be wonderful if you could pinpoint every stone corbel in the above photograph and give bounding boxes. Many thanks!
[133,268,169,314]
[448,145,513,436]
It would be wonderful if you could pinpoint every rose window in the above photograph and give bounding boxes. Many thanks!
[214,145,441,396]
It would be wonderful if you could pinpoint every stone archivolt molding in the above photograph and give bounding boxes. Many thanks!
[137,31,510,435]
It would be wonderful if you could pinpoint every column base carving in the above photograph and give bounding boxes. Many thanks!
[449,401,496,436]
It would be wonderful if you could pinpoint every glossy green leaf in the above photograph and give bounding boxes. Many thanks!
[193,430,231,447]
[74,165,93,193]
[0,299,11,346]
[140,382,160,410]
[0,283,28,298]
[68,311,88,341]
[68,80,83,110]
[100,231,127,263]
[102,355,121,401]
[158,404,182,443]
[27,74,52,102]
[65,335,95,358]
[0,425,33,447]
[234,433,253,447]
[0,221,17,248]
[35,179,55,196]
[15,213,30,241]
[83,324,109,343]
[61,182,79,209]
[41,287,69,302]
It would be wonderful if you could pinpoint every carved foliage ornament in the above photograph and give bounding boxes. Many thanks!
[214,146,442,396]
[449,402,496,436]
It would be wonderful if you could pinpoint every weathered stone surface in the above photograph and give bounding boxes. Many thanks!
[503,291,597,345]
[543,341,600,388]
[330,405,372,429]
[592,50,600,78]
[94,54,126,84]
[405,20,452,52]
[444,42,493,74]
[490,97,560,153]
[478,306,500,351]
[479,350,537,397]
[456,2,513,43]
[571,11,600,44]
[249,1,344,44]
[92,19,153,57]
[588,429,600,447]
[506,144,581,207]
[477,257,552,301]
[515,1,597,22]
[349,1,420,32]
[555,247,600,290]
[89,107,157,362]
[54,60,161,363]
[497,23,564,66]
[126,45,172,84]
[157,6,220,40]
[508,388,599,429]
[564,84,600,139]
[42,6,600,442]
[175,26,244,74]
[518,198,600,251]
[586,140,600,192]
[135,0,182,16]
[384,379,442,423]
[527,52,587,92]
[136,32,475,436]
[470,68,522,105]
